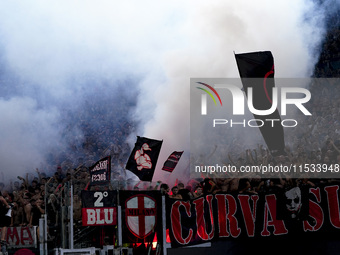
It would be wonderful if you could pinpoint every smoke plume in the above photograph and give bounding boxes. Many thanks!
[0,0,335,183]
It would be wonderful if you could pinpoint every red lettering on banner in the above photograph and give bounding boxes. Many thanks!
[215,194,229,237]
[127,208,156,216]
[303,188,324,232]
[20,227,33,245]
[193,195,214,240]
[325,185,340,228]
[261,194,288,236]
[7,227,20,245]
[226,194,241,237]
[170,200,193,245]
[238,195,259,237]
[0,227,35,247]
[215,194,241,238]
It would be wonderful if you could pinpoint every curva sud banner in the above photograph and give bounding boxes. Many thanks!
[167,184,340,247]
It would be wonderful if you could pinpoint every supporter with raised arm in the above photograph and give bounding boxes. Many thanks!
[160,183,170,196]
[201,178,217,195]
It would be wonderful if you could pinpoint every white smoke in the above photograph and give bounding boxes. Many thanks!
[0,0,333,183]
[141,0,330,183]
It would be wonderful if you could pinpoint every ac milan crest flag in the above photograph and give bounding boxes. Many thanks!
[120,190,162,243]
[235,51,285,155]
[126,136,163,181]
[162,151,183,172]
[89,156,111,185]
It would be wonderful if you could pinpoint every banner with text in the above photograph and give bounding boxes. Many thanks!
[167,184,340,247]
[0,227,37,248]
[89,156,111,185]
[81,190,117,226]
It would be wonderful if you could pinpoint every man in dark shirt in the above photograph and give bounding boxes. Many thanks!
[29,199,45,227]
[0,191,11,249]
[177,183,192,200]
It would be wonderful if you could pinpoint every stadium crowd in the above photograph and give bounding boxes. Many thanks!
[0,15,339,251]
[1,74,340,230]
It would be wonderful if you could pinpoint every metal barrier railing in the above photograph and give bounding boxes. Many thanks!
[41,179,161,254]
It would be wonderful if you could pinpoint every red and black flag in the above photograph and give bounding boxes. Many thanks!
[81,190,118,226]
[126,136,163,181]
[162,151,183,172]
[119,190,162,244]
[89,156,111,185]
[235,51,285,155]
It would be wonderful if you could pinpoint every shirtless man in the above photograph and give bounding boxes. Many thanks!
[228,178,240,193]
[219,178,233,192]
[193,186,203,198]
[169,186,182,200]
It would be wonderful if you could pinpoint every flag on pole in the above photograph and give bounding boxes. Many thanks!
[235,51,285,155]
[162,151,183,172]
[89,156,111,185]
[126,136,163,181]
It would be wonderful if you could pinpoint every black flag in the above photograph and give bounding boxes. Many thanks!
[126,136,163,181]
[89,156,111,185]
[81,190,118,226]
[235,51,285,155]
[162,151,183,172]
